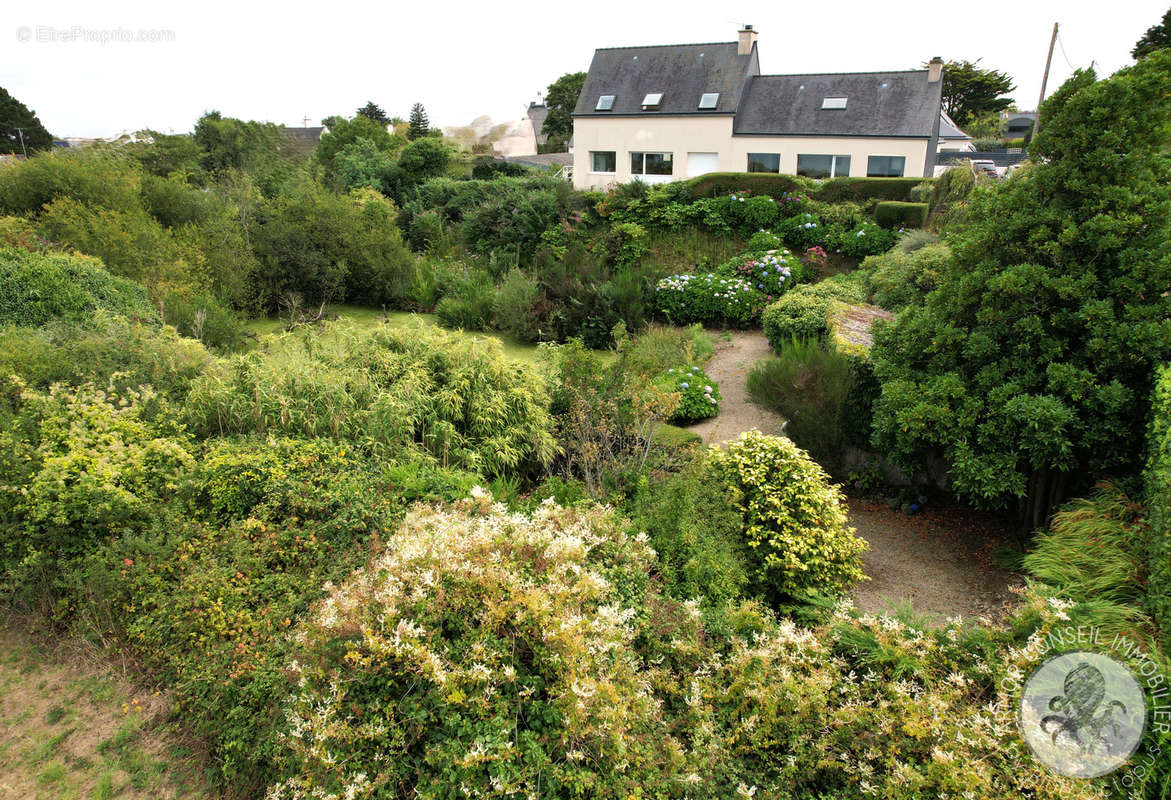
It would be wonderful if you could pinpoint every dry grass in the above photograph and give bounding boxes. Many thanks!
[0,625,211,800]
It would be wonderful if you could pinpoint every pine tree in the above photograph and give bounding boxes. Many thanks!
[0,87,54,154]
[356,101,390,125]
[407,103,429,141]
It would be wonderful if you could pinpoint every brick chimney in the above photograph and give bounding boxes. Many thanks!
[738,24,757,56]
[928,56,944,82]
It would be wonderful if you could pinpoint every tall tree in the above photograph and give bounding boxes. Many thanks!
[927,59,1015,128]
[1133,7,1171,59]
[356,101,390,125]
[872,51,1171,528]
[541,72,585,152]
[407,103,430,141]
[0,87,54,154]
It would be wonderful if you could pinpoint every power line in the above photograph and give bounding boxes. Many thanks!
[1055,30,1077,72]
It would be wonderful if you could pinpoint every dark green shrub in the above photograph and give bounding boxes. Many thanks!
[874,201,929,229]
[1147,366,1171,647]
[159,287,248,351]
[491,267,542,341]
[748,339,856,470]
[632,458,749,604]
[0,246,158,327]
[252,184,415,310]
[140,174,217,228]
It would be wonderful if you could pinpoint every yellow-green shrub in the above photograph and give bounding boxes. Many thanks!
[184,321,557,475]
[711,431,866,602]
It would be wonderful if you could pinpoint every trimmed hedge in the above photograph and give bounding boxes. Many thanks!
[1147,365,1171,649]
[874,201,929,229]
[680,173,926,204]
[0,246,159,328]
[813,176,925,203]
[680,172,808,200]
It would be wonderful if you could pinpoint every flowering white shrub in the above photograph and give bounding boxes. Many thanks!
[267,492,1110,800]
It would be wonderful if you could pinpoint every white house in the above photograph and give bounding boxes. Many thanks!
[572,26,948,190]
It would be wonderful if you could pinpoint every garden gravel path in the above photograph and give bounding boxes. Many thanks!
[686,329,1017,622]
[685,330,786,445]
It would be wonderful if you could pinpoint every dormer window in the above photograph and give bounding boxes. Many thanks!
[698,92,719,109]
[641,93,663,110]
[596,95,615,111]
[821,97,847,110]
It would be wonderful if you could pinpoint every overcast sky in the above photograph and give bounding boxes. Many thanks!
[5,0,1165,138]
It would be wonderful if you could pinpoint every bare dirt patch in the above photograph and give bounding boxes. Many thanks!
[848,498,1020,621]
[0,626,208,799]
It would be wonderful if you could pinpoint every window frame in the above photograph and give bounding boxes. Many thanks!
[595,95,615,111]
[630,151,673,176]
[866,155,906,177]
[746,152,781,173]
[589,150,617,174]
[796,154,851,179]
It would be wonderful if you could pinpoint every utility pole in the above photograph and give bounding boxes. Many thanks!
[15,127,28,158]
[1034,22,1058,136]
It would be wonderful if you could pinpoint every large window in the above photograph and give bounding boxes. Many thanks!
[866,155,905,177]
[631,151,672,176]
[797,154,851,179]
[590,151,616,174]
[747,153,780,173]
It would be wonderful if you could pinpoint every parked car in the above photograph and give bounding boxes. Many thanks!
[971,160,998,178]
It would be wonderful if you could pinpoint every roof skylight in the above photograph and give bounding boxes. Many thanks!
[596,95,615,111]
[821,97,848,110]
[698,92,719,109]
[641,92,663,109]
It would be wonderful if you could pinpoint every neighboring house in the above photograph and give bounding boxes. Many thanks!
[937,111,974,152]
[572,25,945,189]
[280,125,326,158]
[1001,111,1036,139]
[527,102,549,147]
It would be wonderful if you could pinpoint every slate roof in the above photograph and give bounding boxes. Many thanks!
[937,111,970,140]
[504,152,573,168]
[280,126,325,157]
[573,41,759,117]
[733,70,943,138]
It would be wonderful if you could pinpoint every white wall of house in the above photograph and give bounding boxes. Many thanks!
[572,116,932,189]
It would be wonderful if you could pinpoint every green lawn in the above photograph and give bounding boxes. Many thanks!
[245,305,544,363]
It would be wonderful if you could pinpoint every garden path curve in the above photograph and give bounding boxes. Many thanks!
[685,330,1016,622]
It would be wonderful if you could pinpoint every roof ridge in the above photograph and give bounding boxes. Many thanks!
[753,69,929,78]
[594,40,738,51]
